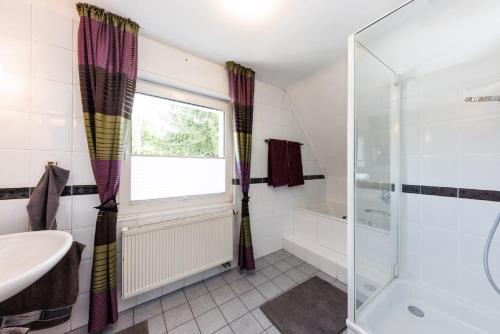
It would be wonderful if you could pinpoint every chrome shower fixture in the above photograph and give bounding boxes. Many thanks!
[484,213,500,295]
[464,96,500,102]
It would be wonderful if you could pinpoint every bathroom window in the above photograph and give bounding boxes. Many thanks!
[120,81,233,212]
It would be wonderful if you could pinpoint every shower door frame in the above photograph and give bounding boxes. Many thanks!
[347,34,401,334]
[347,33,357,332]
[346,2,414,333]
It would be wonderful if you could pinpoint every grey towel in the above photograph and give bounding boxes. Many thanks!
[0,328,29,334]
[0,242,85,330]
[26,165,70,231]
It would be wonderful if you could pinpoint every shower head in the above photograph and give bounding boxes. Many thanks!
[464,96,500,103]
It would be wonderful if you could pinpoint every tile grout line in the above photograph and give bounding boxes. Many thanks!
[107,251,338,334]
[182,287,202,334]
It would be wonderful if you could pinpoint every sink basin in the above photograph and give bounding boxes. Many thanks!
[0,230,73,302]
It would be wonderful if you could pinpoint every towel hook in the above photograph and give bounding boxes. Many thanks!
[46,161,58,167]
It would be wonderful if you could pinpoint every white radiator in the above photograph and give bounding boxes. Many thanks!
[121,210,233,299]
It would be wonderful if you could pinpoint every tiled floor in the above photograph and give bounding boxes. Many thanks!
[68,249,347,334]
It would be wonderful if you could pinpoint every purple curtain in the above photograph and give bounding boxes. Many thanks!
[76,3,139,332]
[226,61,256,271]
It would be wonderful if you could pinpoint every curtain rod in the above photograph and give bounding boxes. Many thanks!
[264,139,304,146]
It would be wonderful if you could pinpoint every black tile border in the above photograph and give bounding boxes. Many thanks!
[459,188,500,202]
[72,185,99,196]
[1,176,327,201]
[3,180,498,202]
[233,174,325,186]
[402,184,421,194]
[357,181,395,192]
[421,186,458,198]
[402,184,500,202]
[304,175,326,180]
[0,188,30,200]
[0,185,99,200]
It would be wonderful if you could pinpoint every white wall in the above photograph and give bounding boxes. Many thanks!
[286,57,348,204]
[0,0,326,332]
[399,52,500,318]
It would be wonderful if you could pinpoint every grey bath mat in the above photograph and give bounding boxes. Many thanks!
[260,276,347,334]
[116,321,149,334]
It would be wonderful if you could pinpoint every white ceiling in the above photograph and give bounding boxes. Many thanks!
[85,0,406,87]
[357,0,500,80]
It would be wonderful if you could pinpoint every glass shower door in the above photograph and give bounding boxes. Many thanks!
[353,40,400,312]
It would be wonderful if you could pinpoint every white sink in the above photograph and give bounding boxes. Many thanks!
[0,230,73,302]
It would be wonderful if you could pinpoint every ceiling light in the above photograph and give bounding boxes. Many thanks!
[219,0,283,23]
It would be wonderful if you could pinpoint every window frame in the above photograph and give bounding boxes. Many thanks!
[119,80,234,215]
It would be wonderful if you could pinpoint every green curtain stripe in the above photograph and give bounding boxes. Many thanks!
[226,61,256,270]
[76,3,140,34]
[226,61,255,78]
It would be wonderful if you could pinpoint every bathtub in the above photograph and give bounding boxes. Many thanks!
[283,202,348,283]
[302,202,347,219]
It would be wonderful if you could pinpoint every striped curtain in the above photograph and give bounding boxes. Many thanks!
[226,61,256,271]
[76,3,139,332]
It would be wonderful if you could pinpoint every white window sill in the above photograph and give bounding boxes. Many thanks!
[118,200,237,225]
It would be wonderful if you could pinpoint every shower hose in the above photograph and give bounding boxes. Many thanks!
[484,213,500,295]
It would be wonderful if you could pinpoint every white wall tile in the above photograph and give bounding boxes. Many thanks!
[420,196,458,231]
[29,150,71,186]
[458,234,487,272]
[0,0,31,38]
[32,5,72,49]
[73,195,100,229]
[0,33,30,76]
[401,156,420,185]
[72,195,99,229]
[56,196,72,231]
[70,292,90,330]
[72,151,94,185]
[402,126,421,156]
[0,198,29,234]
[421,225,457,263]
[422,123,458,155]
[72,118,88,153]
[73,85,83,118]
[0,149,29,188]
[72,19,78,51]
[459,154,500,190]
[250,158,262,178]
[401,193,420,223]
[421,258,457,294]
[72,227,95,260]
[457,267,500,312]
[421,155,457,187]
[0,110,29,149]
[32,41,72,83]
[400,250,421,280]
[458,199,500,238]
[249,200,272,221]
[30,114,72,151]
[460,117,500,155]
[0,74,29,111]
[31,78,72,116]
[398,39,500,314]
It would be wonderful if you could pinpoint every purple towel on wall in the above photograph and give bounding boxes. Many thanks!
[287,141,304,187]
[267,139,290,187]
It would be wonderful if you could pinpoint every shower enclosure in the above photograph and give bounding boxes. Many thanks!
[347,0,500,333]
